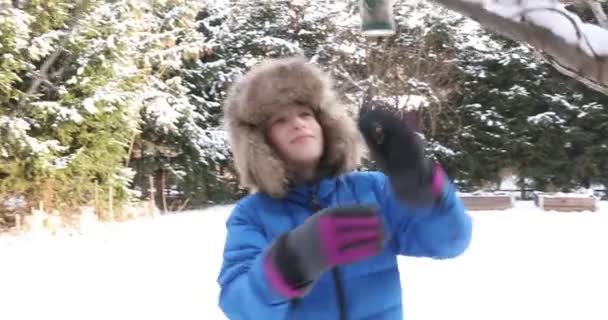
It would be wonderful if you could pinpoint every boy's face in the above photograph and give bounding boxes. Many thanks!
[266,105,324,170]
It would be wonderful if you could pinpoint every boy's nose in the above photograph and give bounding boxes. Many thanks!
[292,117,306,130]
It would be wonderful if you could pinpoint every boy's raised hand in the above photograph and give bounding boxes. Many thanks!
[358,109,446,207]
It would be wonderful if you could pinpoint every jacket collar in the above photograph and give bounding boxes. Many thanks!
[285,175,338,207]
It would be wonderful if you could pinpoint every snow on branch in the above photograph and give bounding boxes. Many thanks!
[431,0,608,95]
[17,0,89,108]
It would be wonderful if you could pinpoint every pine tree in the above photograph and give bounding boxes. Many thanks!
[122,0,232,209]
[440,21,608,192]
[1,0,141,223]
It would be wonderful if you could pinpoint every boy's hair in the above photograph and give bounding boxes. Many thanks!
[222,56,365,198]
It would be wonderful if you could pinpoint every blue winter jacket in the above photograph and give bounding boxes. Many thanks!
[217,171,472,320]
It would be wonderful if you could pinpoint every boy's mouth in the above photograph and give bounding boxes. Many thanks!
[291,135,314,143]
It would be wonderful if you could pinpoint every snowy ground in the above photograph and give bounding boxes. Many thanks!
[1,202,608,320]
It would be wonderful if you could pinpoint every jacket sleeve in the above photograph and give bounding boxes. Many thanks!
[217,202,292,320]
[374,172,473,259]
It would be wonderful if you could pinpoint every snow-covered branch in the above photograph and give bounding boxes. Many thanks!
[431,0,608,95]
[17,0,89,108]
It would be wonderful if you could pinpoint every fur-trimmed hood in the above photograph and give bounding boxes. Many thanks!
[222,57,365,198]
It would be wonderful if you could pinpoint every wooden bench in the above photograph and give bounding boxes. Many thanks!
[534,193,597,212]
[459,193,514,211]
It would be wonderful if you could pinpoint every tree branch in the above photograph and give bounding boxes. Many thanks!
[430,0,608,95]
[545,52,608,95]
[17,0,89,108]
[586,0,608,29]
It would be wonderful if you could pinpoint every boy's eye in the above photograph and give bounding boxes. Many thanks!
[273,117,287,125]
[300,111,313,118]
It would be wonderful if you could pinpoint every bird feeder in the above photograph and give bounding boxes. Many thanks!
[360,0,396,37]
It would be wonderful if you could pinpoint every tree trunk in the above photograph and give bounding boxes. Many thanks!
[161,169,168,214]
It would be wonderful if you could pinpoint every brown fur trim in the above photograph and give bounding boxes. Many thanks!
[222,56,366,198]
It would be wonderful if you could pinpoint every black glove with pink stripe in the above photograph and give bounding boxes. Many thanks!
[358,109,446,206]
[263,205,385,298]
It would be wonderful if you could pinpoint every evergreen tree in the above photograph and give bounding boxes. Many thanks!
[124,0,232,208]
[442,23,608,192]
[1,0,141,223]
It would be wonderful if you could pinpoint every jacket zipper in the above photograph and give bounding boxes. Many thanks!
[312,187,348,320]
[332,268,347,320]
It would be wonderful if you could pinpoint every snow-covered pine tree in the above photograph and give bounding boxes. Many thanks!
[123,0,233,209]
[0,0,142,223]
[440,16,608,192]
